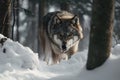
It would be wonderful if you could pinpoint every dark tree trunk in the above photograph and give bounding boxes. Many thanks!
[11,0,15,40]
[12,0,19,41]
[0,0,11,37]
[86,0,115,70]
[16,0,19,41]
[38,0,46,56]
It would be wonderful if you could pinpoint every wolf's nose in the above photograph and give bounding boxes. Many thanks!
[62,45,67,50]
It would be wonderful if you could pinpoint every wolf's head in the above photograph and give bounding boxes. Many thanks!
[48,15,83,52]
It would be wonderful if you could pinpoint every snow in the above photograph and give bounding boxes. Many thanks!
[0,34,120,80]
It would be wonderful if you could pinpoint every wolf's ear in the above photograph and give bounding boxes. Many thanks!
[53,15,61,24]
[71,15,79,25]
[72,15,83,39]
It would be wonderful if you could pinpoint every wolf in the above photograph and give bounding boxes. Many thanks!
[39,11,83,64]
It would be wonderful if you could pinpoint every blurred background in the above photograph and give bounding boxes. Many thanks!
[0,0,120,53]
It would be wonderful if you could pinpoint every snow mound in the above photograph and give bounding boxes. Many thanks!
[0,34,39,72]
[0,34,120,80]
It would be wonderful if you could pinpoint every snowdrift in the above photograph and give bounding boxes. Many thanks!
[0,34,120,80]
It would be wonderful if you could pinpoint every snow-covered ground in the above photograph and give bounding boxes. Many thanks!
[0,34,120,80]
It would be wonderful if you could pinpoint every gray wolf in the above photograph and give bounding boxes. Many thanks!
[39,11,83,64]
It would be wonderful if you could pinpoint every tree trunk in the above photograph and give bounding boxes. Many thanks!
[16,0,19,41]
[86,0,115,70]
[38,0,46,56]
[0,0,11,37]
[60,2,70,12]
[23,1,37,52]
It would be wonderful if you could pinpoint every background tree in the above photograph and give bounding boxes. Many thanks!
[16,0,20,41]
[59,1,70,11]
[86,0,115,70]
[113,0,120,46]
[0,0,11,38]
[12,0,20,41]
[38,0,46,56]
[23,0,37,50]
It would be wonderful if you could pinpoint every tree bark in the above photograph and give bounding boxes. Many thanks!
[16,0,19,41]
[86,0,115,70]
[0,0,11,37]
[38,0,46,56]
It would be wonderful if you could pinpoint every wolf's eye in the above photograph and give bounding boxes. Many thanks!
[68,33,73,37]
[59,34,62,38]
[72,29,76,32]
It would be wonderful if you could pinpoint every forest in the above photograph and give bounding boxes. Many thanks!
[0,0,119,69]
[0,0,120,80]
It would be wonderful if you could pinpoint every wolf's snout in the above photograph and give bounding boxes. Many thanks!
[62,44,67,50]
